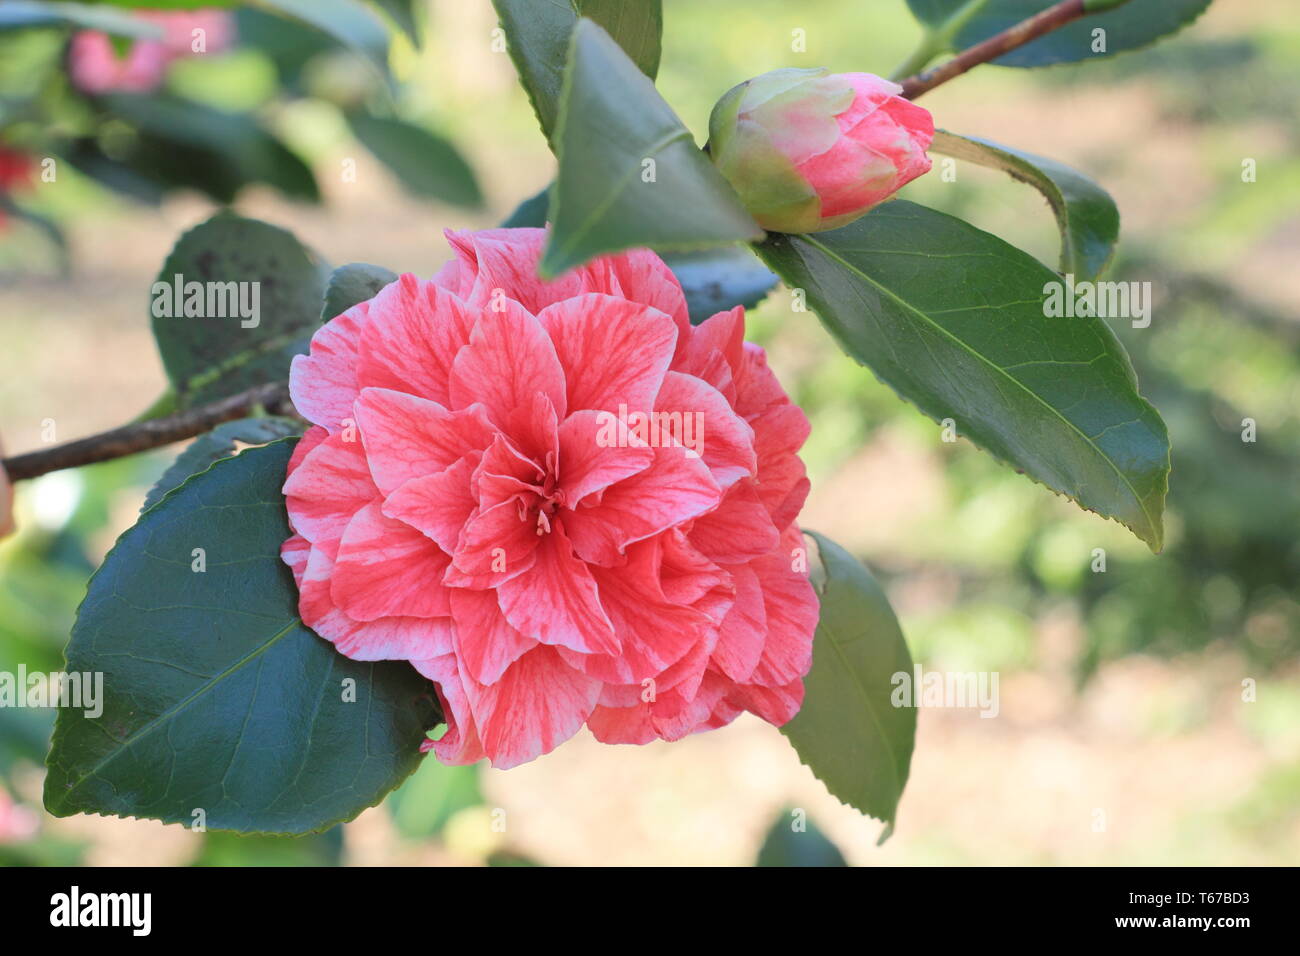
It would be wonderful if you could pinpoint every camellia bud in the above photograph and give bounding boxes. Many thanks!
[708,68,935,234]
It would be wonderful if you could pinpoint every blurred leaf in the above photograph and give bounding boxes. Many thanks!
[386,759,483,840]
[87,1,241,8]
[322,261,398,320]
[93,93,319,204]
[487,850,543,866]
[501,185,550,228]
[662,245,779,324]
[492,0,663,140]
[235,7,336,89]
[756,202,1170,551]
[369,0,419,47]
[542,19,761,277]
[141,416,302,512]
[44,442,441,835]
[907,0,1214,67]
[0,194,69,270]
[756,808,849,866]
[192,826,345,866]
[260,0,392,74]
[781,533,915,835]
[151,212,330,406]
[0,708,55,771]
[346,111,482,209]
[932,129,1119,280]
[0,2,165,37]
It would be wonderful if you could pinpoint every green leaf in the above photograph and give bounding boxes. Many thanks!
[150,212,330,407]
[386,759,482,840]
[541,19,762,277]
[755,202,1169,550]
[0,2,165,37]
[661,246,778,325]
[931,129,1119,280]
[369,0,420,47]
[492,0,663,140]
[501,185,550,228]
[907,0,1213,67]
[260,0,392,73]
[755,808,849,867]
[781,533,915,833]
[192,827,344,866]
[100,93,320,204]
[44,441,440,834]
[345,111,482,209]
[141,417,302,513]
[322,262,398,321]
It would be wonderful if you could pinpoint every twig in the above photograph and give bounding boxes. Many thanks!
[1,382,296,482]
[899,0,1092,100]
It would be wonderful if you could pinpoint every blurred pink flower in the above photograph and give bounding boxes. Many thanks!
[0,787,36,844]
[0,147,33,232]
[710,68,935,233]
[68,9,235,95]
[282,228,818,769]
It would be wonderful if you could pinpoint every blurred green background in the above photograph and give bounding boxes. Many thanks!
[0,0,1297,865]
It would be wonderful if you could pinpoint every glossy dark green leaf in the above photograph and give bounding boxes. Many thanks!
[322,262,398,321]
[932,129,1119,280]
[662,246,779,325]
[346,112,482,209]
[781,533,915,834]
[141,417,302,513]
[0,2,165,37]
[541,19,762,277]
[44,441,440,834]
[386,760,482,840]
[908,0,1213,67]
[756,808,849,867]
[150,212,330,407]
[756,202,1169,550]
[492,0,663,140]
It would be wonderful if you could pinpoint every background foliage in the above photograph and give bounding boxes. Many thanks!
[0,0,1296,865]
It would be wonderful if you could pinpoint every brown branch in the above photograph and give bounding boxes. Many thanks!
[899,0,1089,100]
[1,382,296,482]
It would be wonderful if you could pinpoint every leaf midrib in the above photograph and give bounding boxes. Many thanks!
[52,616,302,809]
[793,231,1159,546]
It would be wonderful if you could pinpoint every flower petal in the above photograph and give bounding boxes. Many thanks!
[449,298,568,436]
[538,293,677,414]
[356,274,476,406]
[331,502,453,621]
[289,302,370,433]
[354,387,495,496]
[497,523,619,655]
[463,645,600,769]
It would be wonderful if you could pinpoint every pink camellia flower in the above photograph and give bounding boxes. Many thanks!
[709,68,934,233]
[68,9,234,95]
[282,228,818,769]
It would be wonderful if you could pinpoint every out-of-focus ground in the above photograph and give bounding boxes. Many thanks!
[1,0,1297,865]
